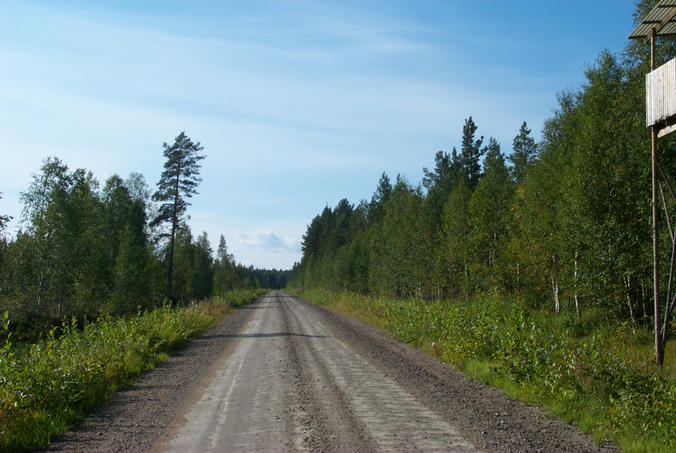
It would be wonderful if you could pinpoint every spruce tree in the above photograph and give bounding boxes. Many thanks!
[214,234,234,295]
[469,137,513,285]
[192,232,214,300]
[460,116,484,187]
[368,172,392,223]
[509,121,537,184]
[111,200,150,312]
[151,132,205,300]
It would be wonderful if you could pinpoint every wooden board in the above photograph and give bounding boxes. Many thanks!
[647,57,676,128]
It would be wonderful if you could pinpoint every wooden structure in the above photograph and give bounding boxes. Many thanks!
[630,0,676,366]
[647,57,676,137]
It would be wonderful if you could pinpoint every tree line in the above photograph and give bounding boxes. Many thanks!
[289,0,676,359]
[0,132,288,336]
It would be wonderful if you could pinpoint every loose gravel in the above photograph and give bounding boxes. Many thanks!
[41,291,618,453]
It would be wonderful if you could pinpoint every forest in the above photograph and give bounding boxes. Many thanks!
[0,135,289,338]
[289,1,676,358]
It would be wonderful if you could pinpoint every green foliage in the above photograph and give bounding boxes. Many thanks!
[10,158,109,319]
[468,138,514,289]
[441,179,472,297]
[300,289,676,452]
[0,152,284,339]
[151,131,206,300]
[508,121,537,184]
[151,132,206,233]
[0,290,264,452]
[110,200,151,314]
[459,116,484,188]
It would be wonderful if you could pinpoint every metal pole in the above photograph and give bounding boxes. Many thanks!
[651,27,664,366]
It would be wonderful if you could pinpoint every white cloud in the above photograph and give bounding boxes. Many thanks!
[238,230,300,254]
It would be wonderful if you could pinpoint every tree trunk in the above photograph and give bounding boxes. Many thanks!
[574,250,580,318]
[167,219,176,300]
[642,281,648,324]
[168,168,181,301]
[551,253,560,315]
[551,273,560,315]
[623,273,637,334]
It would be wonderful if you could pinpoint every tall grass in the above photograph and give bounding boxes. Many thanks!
[298,288,676,453]
[0,289,265,452]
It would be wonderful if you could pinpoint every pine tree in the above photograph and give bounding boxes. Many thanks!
[509,121,537,184]
[460,117,484,187]
[151,132,205,300]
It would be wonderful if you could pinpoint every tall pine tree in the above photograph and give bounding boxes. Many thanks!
[151,132,205,300]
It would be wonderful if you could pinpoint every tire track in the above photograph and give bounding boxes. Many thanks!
[280,294,378,452]
[162,294,305,453]
[281,292,476,452]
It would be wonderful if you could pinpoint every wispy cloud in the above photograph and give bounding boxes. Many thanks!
[238,231,300,254]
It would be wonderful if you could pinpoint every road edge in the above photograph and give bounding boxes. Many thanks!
[292,291,619,453]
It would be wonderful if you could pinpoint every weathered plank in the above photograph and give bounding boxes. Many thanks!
[647,57,676,127]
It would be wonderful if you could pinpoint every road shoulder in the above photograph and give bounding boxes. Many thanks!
[295,294,618,453]
[42,303,258,453]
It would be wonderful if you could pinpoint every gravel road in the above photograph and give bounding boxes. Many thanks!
[44,291,616,453]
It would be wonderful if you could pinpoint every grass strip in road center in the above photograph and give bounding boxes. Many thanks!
[0,289,266,452]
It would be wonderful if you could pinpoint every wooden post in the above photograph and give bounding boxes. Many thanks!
[651,27,665,366]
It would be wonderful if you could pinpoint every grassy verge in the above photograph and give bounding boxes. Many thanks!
[295,288,676,453]
[0,289,266,452]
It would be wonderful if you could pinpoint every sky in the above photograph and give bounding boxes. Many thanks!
[0,0,639,270]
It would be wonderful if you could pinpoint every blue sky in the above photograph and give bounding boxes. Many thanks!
[0,0,638,269]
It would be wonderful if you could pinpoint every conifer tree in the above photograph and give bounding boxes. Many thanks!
[192,232,214,300]
[151,132,205,300]
[368,172,392,223]
[214,234,234,295]
[111,200,150,312]
[460,117,484,187]
[469,138,513,285]
[509,121,537,184]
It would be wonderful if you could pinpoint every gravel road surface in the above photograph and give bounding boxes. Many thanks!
[45,291,616,453]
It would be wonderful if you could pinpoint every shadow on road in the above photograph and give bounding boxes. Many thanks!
[200,332,328,339]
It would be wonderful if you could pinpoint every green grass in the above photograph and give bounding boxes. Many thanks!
[295,288,676,453]
[0,289,266,452]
